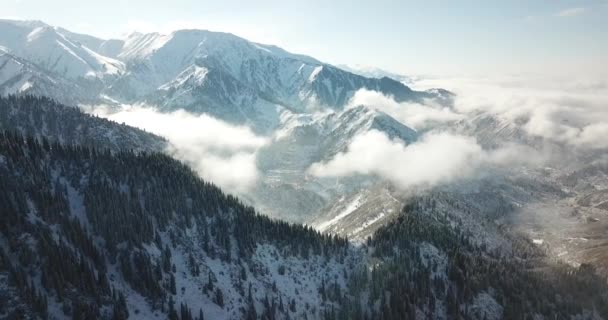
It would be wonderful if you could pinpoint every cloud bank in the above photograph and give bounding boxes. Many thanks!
[414,75,608,150]
[308,130,540,190]
[347,89,462,130]
[93,106,267,193]
[310,73,608,190]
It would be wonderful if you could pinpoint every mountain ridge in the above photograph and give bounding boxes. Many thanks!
[0,18,450,132]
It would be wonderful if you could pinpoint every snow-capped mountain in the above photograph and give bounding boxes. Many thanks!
[0,18,446,223]
[0,48,100,104]
[0,19,448,132]
[0,20,124,80]
[109,29,429,109]
[0,18,445,223]
[147,64,282,131]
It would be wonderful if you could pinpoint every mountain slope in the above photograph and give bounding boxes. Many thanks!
[251,106,418,221]
[147,64,282,131]
[0,95,166,153]
[111,29,444,117]
[0,49,100,105]
[0,131,351,319]
[259,105,417,172]
[0,20,124,80]
[0,18,449,227]
[0,19,450,132]
[2,132,606,319]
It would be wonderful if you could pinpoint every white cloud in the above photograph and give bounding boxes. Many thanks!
[555,7,587,17]
[347,89,462,130]
[92,106,267,193]
[571,122,608,149]
[308,130,539,190]
[310,73,608,190]
[413,75,608,150]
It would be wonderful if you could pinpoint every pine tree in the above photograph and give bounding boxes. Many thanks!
[215,288,224,308]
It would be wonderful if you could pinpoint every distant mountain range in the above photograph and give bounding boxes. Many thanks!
[0,19,448,132]
[0,18,455,222]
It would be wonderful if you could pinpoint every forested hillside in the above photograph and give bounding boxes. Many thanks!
[0,131,349,319]
[357,200,608,319]
[0,95,166,153]
[1,130,607,319]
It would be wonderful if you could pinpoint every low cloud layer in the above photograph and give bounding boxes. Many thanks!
[310,73,608,190]
[309,130,540,190]
[92,106,267,193]
[89,72,607,196]
[414,75,608,150]
[347,89,462,130]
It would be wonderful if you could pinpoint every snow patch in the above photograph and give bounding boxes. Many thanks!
[467,291,503,320]
[317,194,362,231]
[308,66,323,83]
[65,178,90,228]
[19,81,32,92]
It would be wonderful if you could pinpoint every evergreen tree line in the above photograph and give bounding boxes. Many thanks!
[0,95,166,153]
[0,130,348,319]
[335,198,608,320]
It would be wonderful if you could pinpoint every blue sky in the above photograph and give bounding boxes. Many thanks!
[2,0,607,76]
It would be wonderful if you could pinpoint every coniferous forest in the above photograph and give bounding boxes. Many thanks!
[0,95,166,153]
[1,96,607,319]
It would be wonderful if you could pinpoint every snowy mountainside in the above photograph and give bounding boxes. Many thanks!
[0,95,166,153]
[53,27,124,59]
[0,19,124,80]
[310,184,404,242]
[0,132,352,319]
[106,28,446,130]
[0,18,448,226]
[259,105,417,172]
[251,106,418,221]
[147,64,283,131]
[377,108,608,278]
[319,105,418,160]
[0,19,449,131]
[508,158,608,275]
[308,106,606,259]
[310,178,516,248]
[0,49,98,105]
[2,132,606,319]
[453,112,546,149]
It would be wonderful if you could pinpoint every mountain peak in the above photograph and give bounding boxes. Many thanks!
[26,25,56,42]
[0,18,448,127]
